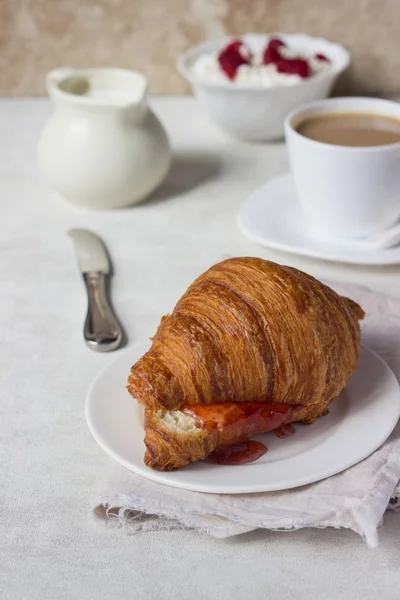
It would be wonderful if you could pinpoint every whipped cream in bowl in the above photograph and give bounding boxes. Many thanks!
[177,33,350,141]
[190,42,332,87]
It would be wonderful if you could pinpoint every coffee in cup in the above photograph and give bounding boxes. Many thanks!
[296,112,400,147]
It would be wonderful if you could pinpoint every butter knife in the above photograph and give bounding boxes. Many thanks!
[68,229,122,352]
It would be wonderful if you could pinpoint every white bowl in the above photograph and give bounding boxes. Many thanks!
[177,33,350,141]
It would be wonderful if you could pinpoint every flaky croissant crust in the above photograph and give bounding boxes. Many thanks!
[128,258,364,428]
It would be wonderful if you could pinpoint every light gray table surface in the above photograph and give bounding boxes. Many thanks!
[1,97,400,600]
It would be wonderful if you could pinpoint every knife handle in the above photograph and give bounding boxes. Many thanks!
[83,272,122,352]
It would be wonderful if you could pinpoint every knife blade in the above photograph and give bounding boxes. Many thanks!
[68,229,123,352]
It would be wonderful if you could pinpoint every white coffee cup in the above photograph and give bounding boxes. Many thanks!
[284,97,400,246]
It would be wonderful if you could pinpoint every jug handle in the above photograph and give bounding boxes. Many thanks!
[46,67,75,94]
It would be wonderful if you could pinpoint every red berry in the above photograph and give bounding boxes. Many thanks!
[225,40,243,53]
[315,53,330,62]
[218,39,251,80]
[276,58,310,78]
[268,38,286,52]
[263,46,280,65]
[262,37,286,65]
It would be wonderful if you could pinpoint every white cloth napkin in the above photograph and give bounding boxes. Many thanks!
[93,282,400,547]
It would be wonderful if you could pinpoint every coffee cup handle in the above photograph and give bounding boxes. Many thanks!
[335,220,400,250]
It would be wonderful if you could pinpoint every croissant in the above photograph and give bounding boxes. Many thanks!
[127,257,364,471]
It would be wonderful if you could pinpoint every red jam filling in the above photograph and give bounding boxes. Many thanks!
[182,402,300,465]
[183,401,297,435]
[275,423,296,438]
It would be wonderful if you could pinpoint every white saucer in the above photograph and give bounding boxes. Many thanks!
[238,173,400,265]
[86,340,400,494]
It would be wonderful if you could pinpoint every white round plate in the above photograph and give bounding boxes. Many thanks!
[238,173,400,265]
[86,341,400,494]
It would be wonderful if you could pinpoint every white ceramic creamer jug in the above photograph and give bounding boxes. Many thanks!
[37,68,171,209]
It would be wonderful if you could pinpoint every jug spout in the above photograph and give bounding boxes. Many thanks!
[45,67,148,111]
[46,67,76,96]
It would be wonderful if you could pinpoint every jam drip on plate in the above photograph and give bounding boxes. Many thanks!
[212,440,268,465]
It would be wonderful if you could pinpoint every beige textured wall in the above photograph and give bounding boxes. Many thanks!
[1,0,398,96]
